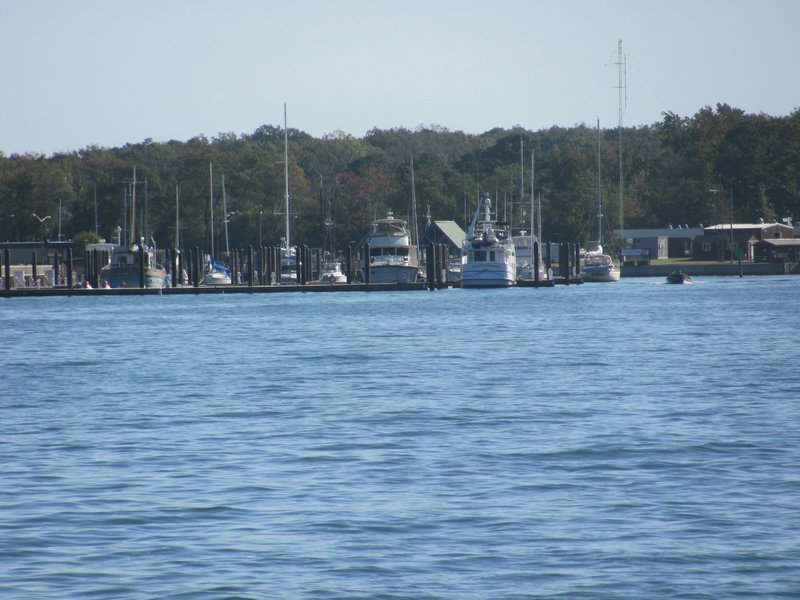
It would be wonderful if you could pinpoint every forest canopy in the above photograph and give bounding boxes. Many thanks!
[1,103,798,254]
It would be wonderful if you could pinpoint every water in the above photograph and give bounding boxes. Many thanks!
[2,277,799,599]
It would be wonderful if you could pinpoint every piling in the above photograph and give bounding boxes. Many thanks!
[32,252,38,285]
[426,243,436,290]
[346,245,352,283]
[558,243,568,280]
[363,243,370,284]
[53,251,59,286]
[66,247,73,289]
[533,241,540,283]
[138,245,145,288]
[3,248,10,290]
[93,249,99,286]
[171,249,178,287]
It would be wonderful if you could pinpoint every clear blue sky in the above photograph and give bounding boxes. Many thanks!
[1,0,798,156]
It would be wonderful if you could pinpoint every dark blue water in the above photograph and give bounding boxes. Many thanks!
[2,277,799,599]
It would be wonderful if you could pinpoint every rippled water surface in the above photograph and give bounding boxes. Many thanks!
[2,277,799,598]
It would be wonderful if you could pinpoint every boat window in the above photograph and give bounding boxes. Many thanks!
[473,251,486,262]
[489,251,496,261]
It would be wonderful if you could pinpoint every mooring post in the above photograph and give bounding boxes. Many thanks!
[138,245,145,288]
[66,247,73,289]
[346,245,352,283]
[533,241,540,283]
[3,248,10,290]
[363,243,370,284]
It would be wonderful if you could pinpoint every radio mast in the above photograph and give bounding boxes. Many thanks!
[615,39,627,241]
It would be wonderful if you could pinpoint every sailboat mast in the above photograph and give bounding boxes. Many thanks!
[410,155,419,247]
[597,119,602,244]
[530,148,534,244]
[129,165,137,246]
[284,103,290,251]
[175,183,180,249]
[222,174,229,258]
[617,39,626,239]
[209,163,214,259]
[520,138,525,235]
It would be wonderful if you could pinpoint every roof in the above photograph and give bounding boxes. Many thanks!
[421,220,466,247]
[755,238,800,247]
[704,222,794,232]
[615,227,704,239]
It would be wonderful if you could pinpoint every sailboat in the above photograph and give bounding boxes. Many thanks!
[581,120,620,283]
[514,141,547,282]
[100,166,166,288]
[280,104,298,284]
[202,163,232,285]
[318,177,347,284]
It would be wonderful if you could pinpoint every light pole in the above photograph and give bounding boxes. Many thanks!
[32,213,51,242]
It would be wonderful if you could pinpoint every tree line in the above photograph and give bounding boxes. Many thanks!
[1,103,798,255]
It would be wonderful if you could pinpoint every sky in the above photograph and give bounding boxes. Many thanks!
[1,0,798,156]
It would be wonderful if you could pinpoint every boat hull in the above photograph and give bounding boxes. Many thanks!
[100,266,166,289]
[365,265,420,284]
[461,264,517,287]
[202,272,231,285]
[581,267,621,282]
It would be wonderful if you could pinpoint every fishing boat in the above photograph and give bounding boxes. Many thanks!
[319,254,347,284]
[361,212,422,284]
[666,270,691,284]
[100,166,166,288]
[461,195,516,288]
[581,120,620,283]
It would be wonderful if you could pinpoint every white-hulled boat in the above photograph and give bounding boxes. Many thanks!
[581,120,620,283]
[461,195,516,288]
[513,233,547,282]
[202,255,231,285]
[581,243,620,282]
[361,212,422,284]
[319,255,347,284]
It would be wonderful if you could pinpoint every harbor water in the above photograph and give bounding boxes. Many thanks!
[2,276,799,599]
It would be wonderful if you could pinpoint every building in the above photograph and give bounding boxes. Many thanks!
[614,226,704,260]
[693,221,794,261]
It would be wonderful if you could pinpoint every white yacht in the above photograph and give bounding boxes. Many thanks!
[361,212,421,284]
[461,196,516,288]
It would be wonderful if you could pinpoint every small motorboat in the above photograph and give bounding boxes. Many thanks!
[666,270,691,284]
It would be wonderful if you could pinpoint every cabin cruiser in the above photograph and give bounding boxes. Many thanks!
[461,196,516,287]
[580,243,620,282]
[361,212,422,284]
